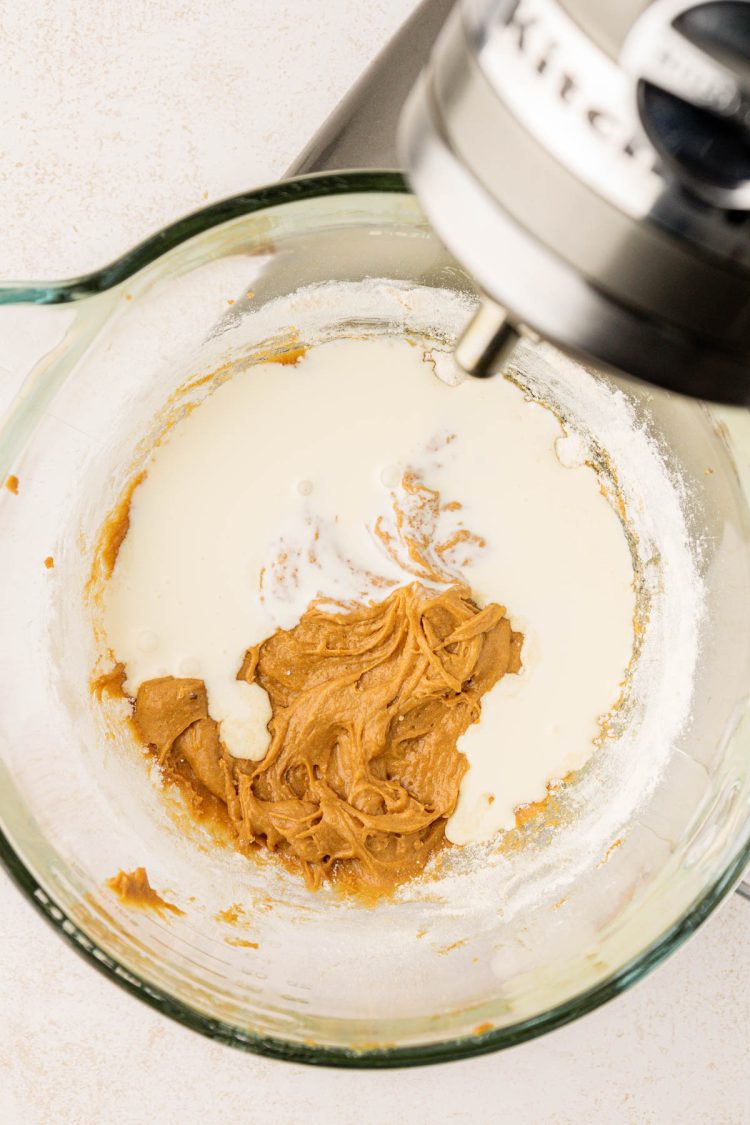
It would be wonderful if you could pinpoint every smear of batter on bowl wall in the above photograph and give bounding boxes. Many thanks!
[107,866,184,916]
[92,336,635,897]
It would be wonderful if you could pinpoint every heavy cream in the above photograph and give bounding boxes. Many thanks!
[103,336,635,845]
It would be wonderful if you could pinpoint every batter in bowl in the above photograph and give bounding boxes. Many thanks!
[93,335,635,895]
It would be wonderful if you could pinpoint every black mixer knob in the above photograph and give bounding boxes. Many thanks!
[628,1,750,207]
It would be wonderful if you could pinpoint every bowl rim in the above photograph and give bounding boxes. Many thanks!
[0,170,407,306]
[2,169,749,1067]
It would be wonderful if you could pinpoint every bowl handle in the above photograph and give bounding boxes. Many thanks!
[0,294,114,476]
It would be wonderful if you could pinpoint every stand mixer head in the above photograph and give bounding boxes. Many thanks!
[294,0,750,403]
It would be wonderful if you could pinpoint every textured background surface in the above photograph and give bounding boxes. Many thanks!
[0,2,748,1121]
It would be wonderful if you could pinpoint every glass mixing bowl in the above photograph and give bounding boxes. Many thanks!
[0,172,749,1067]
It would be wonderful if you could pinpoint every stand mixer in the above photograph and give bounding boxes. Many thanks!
[294,0,750,403]
[2,0,750,1062]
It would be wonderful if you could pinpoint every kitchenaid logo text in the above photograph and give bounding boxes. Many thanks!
[496,0,657,176]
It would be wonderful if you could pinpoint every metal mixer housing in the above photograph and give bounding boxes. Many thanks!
[398,0,750,401]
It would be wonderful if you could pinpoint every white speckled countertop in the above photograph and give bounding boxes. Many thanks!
[0,3,748,1121]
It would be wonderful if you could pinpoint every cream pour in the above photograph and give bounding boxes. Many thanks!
[103,336,635,844]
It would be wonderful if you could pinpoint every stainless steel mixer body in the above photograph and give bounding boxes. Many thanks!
[401,0,750,400]
[294,0,750,403]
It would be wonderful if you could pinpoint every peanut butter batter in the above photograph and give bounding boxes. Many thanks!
[107,866,184,915]
[132,582,522,895]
